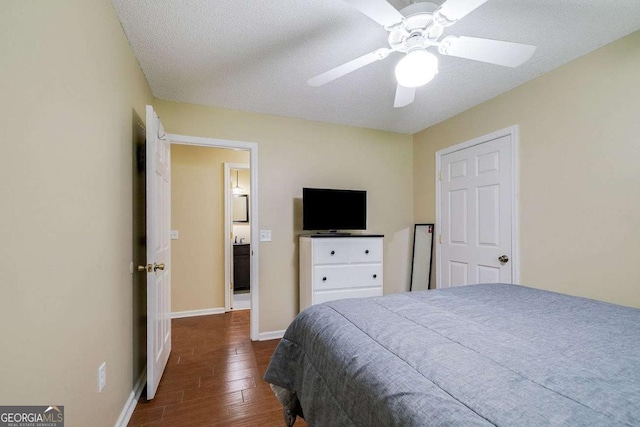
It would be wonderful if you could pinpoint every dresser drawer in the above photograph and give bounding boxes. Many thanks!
[349,239,383,263]
[312,239,350,264]
[313,265,382,291]
[313,287,383,305]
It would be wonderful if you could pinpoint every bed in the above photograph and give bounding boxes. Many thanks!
[264,284,640,426]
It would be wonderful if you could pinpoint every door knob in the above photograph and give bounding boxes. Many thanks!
[498,255,509,264]
[138,264,152,272]
[153,262,165,272]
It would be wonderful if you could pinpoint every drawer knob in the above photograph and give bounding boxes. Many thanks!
[373,274,377,279]
[330,250,335,255]
[365,249,369,254]
[322,277,327,282]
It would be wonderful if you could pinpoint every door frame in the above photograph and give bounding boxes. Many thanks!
[224,162,250,312]
[435,125,520,288]
[168,133,260,341]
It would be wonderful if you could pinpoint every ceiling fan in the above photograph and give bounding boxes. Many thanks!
[308,0,537,108]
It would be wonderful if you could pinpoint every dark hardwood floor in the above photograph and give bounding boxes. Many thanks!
[128,310,307,427]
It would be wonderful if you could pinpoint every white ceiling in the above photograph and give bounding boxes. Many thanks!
[112,0,640,134]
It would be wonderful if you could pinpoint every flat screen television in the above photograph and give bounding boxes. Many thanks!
[302,188,367,232]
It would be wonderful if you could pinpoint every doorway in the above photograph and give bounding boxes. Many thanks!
[435,126,520,288]
[168,134,260,341]
[225,163,251,311]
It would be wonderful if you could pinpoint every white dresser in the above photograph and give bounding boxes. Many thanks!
[299,235,384,311]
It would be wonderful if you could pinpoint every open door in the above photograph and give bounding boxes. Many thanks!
[145,105,171,399]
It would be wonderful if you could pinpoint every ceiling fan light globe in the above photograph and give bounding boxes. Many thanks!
[395,50,439,88]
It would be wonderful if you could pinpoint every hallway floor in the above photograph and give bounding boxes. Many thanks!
[128,311,306,426]
[232,291,251,310]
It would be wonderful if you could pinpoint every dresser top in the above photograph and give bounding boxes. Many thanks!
[301,234,384,238]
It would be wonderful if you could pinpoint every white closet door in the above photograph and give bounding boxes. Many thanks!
[440,135,512,287]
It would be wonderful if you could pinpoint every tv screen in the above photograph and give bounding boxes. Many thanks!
[303,188,367,231]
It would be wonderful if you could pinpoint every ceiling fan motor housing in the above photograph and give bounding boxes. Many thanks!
[388,2,444,53]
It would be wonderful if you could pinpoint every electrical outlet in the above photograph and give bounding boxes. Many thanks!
[170,230,179,240]
[98,362,106,393]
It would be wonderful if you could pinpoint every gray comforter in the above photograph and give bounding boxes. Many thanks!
[264,284,640,426]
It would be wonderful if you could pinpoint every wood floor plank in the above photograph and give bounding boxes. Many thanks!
[128,406,164,426]
[212,359,259,374]
[240,386,280,404]
[202,367,260,385]
[135,390,184,409]
[182,377,255,402]
[154,376,200,395]
[161,392,242,423]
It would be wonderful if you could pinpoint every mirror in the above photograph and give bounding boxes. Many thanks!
[233,194,249,223]
[410,224,434,291]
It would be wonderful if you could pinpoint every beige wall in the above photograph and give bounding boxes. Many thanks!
[171,145,249,312]
[155,99,414,332]
[414,31,640,308]
[0,1,153,426]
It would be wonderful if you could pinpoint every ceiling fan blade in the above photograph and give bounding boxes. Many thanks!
[438,36,536,67]
[434,0,487,25]
[394,84,415,108]
[343,0,405,27]
[308,48,390,87]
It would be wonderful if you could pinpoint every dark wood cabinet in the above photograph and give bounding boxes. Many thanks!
[233,244,250,291]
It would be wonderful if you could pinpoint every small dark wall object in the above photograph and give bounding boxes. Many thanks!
[410,224,435,291]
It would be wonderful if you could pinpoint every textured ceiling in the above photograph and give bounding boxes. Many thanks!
[112,0,640,134]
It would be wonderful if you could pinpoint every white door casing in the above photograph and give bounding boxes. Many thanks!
[436,126,519,288]
[146,105,172,399]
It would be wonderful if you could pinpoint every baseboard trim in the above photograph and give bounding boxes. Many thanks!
[171,308,226,319]
[258,330,286,341]
[115,367,146,427]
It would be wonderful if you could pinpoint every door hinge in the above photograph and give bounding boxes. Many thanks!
[438,171,442,181]
[230,232,233,239]
[439,234,443,244]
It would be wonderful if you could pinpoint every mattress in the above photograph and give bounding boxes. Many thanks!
[264,284,640,426]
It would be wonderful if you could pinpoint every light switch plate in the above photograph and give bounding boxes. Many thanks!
[260,230,272,242]
[170,230,179,240]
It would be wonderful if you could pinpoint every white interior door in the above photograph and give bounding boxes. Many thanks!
[146,105,171,399]
[440,134,513,287]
